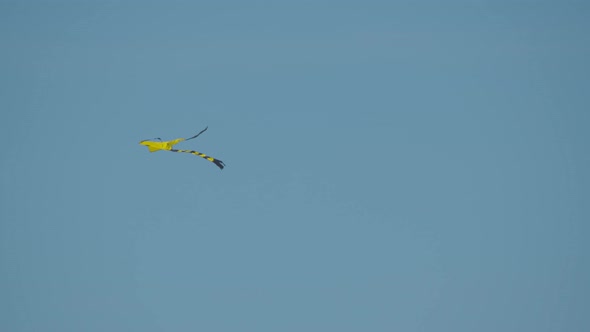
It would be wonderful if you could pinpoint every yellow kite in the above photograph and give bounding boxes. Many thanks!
[139,126,225,169]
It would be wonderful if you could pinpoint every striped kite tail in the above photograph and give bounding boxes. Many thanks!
[171,149,226,170]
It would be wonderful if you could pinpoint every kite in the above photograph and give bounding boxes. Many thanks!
[139,126,226,169]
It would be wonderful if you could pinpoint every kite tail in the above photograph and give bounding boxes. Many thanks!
[171,149,225,170]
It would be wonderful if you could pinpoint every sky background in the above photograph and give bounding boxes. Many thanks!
[1,0,589,331]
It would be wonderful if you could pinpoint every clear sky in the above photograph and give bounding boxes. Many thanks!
[1,1,588,331]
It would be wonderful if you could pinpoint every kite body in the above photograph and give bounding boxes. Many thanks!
[140,138,185,152]
[139,127,225,170]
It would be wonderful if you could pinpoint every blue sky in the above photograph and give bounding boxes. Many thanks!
[1,1,589,331]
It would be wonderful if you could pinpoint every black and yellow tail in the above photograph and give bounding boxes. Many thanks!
[170,149,225,170]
